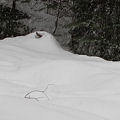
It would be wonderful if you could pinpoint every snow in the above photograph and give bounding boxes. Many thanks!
[0,31,120,120]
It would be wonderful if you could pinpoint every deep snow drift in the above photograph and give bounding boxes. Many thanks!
[0,31,120,120]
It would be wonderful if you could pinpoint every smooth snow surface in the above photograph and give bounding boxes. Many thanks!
[0,31,120,120]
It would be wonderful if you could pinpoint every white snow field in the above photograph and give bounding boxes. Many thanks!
[0,31,120,120]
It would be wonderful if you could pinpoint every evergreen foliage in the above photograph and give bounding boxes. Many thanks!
[0,1,30,40]
[69,0,120,61]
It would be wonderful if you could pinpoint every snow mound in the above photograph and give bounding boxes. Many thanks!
[0,31,120,120]
[2,31,65,54]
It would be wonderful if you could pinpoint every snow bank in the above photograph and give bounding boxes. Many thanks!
[0,31,120,120]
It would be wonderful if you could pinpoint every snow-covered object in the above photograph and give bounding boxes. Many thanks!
[0,31,120,120]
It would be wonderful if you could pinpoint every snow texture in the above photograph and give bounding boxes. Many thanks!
[0,31,120,120]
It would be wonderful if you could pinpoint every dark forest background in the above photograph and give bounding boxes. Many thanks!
[0,0,120,61]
